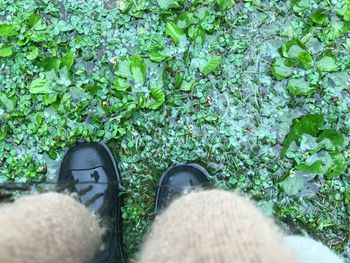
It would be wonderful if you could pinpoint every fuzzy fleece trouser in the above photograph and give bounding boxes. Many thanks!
[0,190,344,263]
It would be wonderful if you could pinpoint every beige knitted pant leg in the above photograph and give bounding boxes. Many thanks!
[138,190,299,263]
[0,193,103,263]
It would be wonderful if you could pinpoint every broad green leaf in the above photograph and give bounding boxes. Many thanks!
[295,161,323,174]
[26,47,39,60]
[316,51,338,72]
[188,25,206,43]
[287,78,316,96]
[216,0,235,10]
[29,79,54,94]
[318,130,345,151]
[281,114,324,157]
[0,45,13,58]
[271,58,293,80]
[114,78,130,91]
[299,51,314,69]
[165,21,186,46]
[176,12,194,29]
[28,13,46,30]
[157,0,182,10]
[326,153,347,178]
[336,0,350,21]
[199,55,222,75]
[280,39,313,69]
[0,93,16,112]
[38,57,61,73]
[150,48,171,63]
[291,0,312,12]
[310,9,329,25]
[130,56,146,84]
[115,57,132,78]
[60,51,75,71]
[149,86,165,110]
[0,24,17,37]
[280,175,304,196]
[180,79,195,91]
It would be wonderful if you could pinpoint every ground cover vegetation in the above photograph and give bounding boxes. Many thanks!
[0,0,350,261]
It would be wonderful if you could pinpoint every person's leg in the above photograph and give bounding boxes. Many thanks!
[138,189,298,263]
[0,193,103,263]
[283,236,344,263]
[0,142,125,263]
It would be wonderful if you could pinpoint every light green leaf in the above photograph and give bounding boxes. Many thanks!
[26,47,39,60]
[216,0,235,10]
[29,79,54,94]
[157,0,182,10]
[0,93,16,112]
[60,51,75,71]
[0,24,17,37]
[295,161,323,174]
[165,21,186,46]
[115,57,132,78]
[180,79,195,91]
[271,58,293,80]
[176,12,194,29]
[149,86,165,110]
[199,55,222,75]
[287,78,316,96]
[130,56,146,84]
[280,175,304,196]
[150,48,171,63]
[316,51,338,72]
[336,0,350,21]
[291,0,312,12]
[114,78,130,91]
[0,45,13,58]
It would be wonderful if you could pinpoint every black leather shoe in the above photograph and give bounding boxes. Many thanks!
[155,163,211,213]
[58,142,125,263]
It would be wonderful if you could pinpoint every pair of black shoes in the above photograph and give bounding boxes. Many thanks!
[58,142,210,263]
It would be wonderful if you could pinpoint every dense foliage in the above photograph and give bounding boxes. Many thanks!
[0,0,350,261]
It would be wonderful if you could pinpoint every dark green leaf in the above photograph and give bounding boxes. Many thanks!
[38,57,61,73]
[326,153,347,178]
[318,130,345,151]
[310,9,329,25]
[130,56,146,84]
[281,114,324,157]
